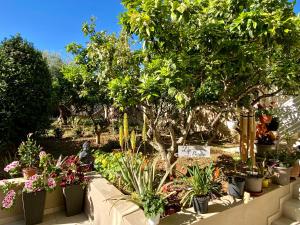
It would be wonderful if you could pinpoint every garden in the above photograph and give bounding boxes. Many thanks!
[0,0,300,225]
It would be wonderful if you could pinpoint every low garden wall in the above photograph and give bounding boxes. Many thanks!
[1,176,299,225]
[0,178,64,225]
[85,177,300,225]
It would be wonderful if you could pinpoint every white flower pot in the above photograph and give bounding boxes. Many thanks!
[148,214,160,225]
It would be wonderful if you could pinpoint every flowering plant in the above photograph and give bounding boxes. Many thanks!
[60,156,89,188]
[0,180,19,210]
[4,161,20,177]
[39,151,62,178]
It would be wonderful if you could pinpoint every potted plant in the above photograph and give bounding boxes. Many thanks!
[0,174,56,225]
[245,159,263,193]
[18,134,41,179]
[271,151,293,185]
[256,103,274,124]
[60,155,89,217]
[181,163,215,214]
[142,191,166,225]
[117,153,175,225]
[227,157,245,199]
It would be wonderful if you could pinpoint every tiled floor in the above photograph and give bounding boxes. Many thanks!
[7,212,92,225]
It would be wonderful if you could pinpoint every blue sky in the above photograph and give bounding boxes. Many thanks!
[0,0,299,59]
[0,1,124,59]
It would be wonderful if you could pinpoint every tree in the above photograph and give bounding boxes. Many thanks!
[64,18,140,144]
[43,52,74,124]
[71,0,300,170]
[115,0,300,169]
[0,35,52,150]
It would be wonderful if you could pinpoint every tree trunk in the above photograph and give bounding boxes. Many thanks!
[95,131,101,145]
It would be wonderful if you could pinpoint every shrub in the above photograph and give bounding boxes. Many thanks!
[0,35,52,150]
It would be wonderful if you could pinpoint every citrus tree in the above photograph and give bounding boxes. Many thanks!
[70,0,300,170]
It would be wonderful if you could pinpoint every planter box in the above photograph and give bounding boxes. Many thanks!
[22,191,46,225]
[63,184,85,217]
[0,178,64,225]
[84,176,300,225]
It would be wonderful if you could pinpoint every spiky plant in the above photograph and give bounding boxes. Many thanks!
[181,163,215,207]
[142,119,147,143]
[119,125,124,151]
[123,113,129,150]
[130,130,136,152]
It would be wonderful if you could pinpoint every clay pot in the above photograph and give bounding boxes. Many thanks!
[22,167,37,179]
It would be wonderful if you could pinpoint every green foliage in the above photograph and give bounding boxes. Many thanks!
[0,35,52,149]
[181,163,215,207]
[141,191,166,218]
[43,52,75,115]
[18,135,41,168]
[119,154,175,197]
[94,151,124,183]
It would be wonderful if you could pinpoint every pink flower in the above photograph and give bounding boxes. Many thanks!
[2,190,16,209]
[24,180,33,191]
[47,178,56,189]
[39,151,47,159]
[4,161,20,173]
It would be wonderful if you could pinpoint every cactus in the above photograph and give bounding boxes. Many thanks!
[130,130,136,152]
[119,125,124,151]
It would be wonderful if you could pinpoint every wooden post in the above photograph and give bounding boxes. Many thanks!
[240,112,248,162]
[248,111,256,165]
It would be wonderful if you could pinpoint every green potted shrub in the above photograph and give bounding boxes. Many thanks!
[60,155,89,217]
[18,134,41,179]
[142,191,166,225]
[181,163,215,214]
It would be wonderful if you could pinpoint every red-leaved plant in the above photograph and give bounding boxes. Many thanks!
[59,156,89,188]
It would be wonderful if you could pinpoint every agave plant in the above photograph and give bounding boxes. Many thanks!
[181,163,215,207]
[119,153,175,199]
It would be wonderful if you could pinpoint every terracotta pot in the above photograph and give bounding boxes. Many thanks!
[22,167,37,179]
[290,160,300,178]
[259,115,272,124]
[22,190,46,225]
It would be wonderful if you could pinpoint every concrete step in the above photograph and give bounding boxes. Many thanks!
[283,199,300,221]
[293,183,300,200]
[272,217,300,225]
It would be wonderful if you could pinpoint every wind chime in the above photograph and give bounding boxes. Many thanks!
[240,110,256,164]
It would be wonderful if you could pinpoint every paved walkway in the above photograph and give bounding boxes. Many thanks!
[7,212,92,225]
